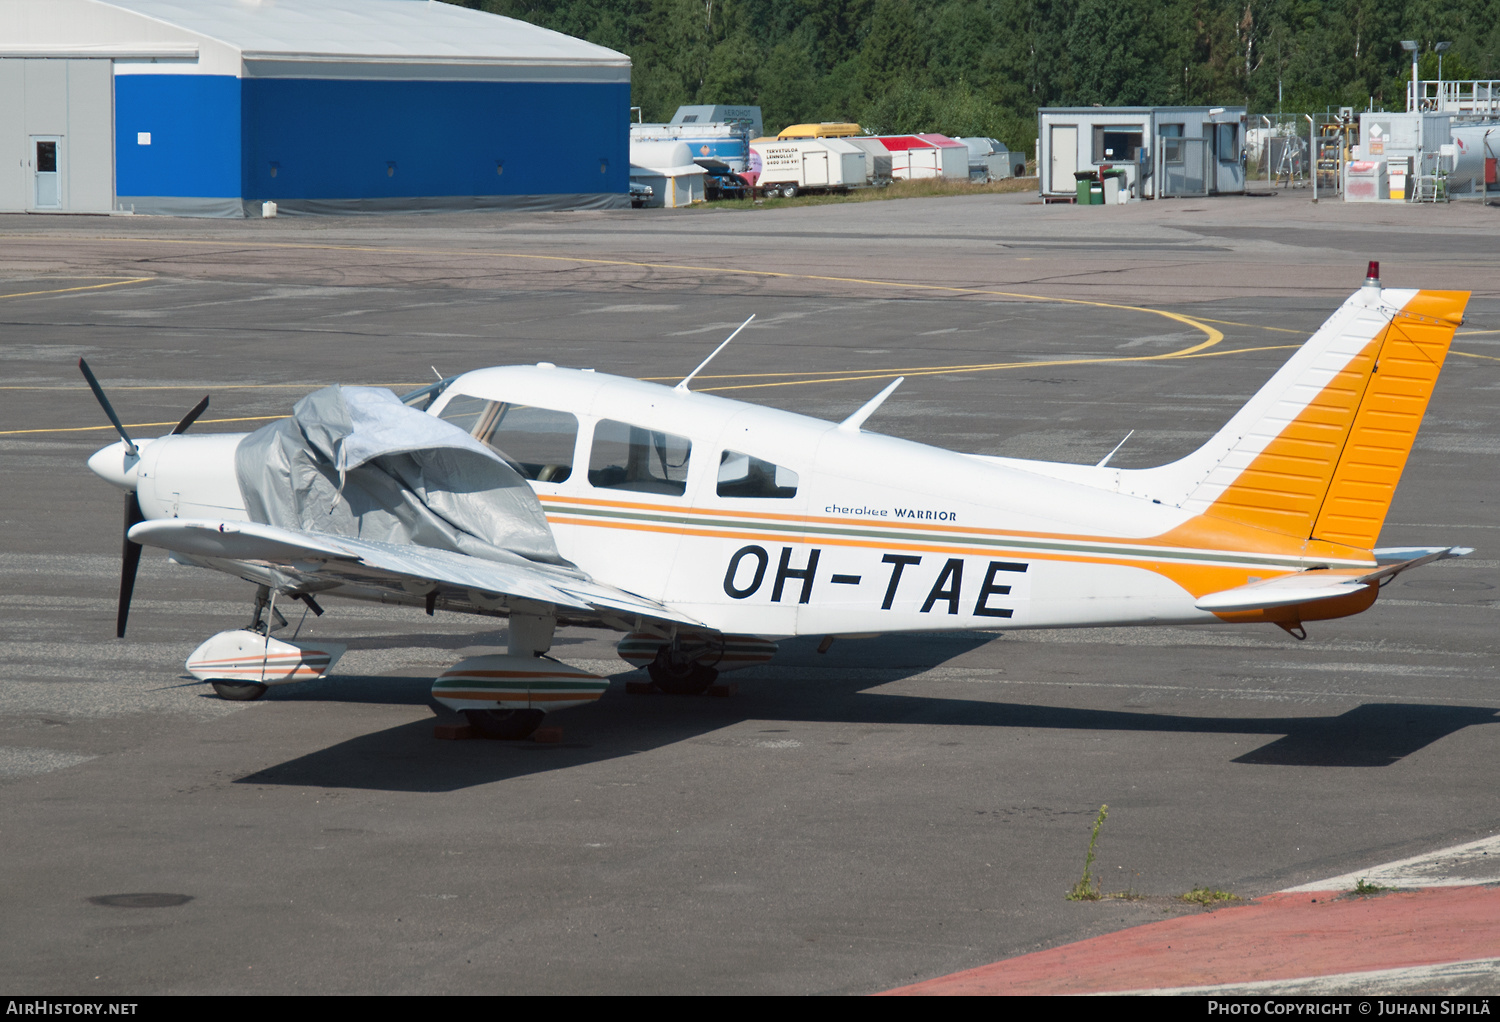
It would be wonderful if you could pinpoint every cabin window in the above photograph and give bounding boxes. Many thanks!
[717,450,798,499]
[1092,126,1144,163]
[438,395,578,483]
[588,419,691,496]
[1216,123,1240,162]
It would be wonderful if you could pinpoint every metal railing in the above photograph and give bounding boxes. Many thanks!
[1409,79,1500,116]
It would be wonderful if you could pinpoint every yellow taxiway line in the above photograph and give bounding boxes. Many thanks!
[1,238,1491,422]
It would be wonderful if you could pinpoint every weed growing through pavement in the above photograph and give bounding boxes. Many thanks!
[1179,887,1241,906]
[1065,804,1109,901]
[1351,878,1391,896]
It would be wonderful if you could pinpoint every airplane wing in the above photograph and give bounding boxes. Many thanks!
[1195,546,1472,613]
[129,518,704,629]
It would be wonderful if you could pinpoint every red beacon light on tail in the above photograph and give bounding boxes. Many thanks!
[1364,261,1381,288]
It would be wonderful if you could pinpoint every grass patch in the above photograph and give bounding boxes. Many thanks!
[1065,804,1109,902]
[1179,887,1241,907]
[1351,878,1392,896]
[697,175,1037,212]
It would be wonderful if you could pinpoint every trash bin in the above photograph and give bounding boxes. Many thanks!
[1102,169,1126,204]
[1073,171,1094,204]
[1088,179,1104,204]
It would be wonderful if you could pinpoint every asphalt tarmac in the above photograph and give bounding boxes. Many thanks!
[1,192,1498,994]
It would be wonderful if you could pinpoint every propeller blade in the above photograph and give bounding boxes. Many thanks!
[78,358,138,456]
[172,395,210,435]
[117,493,145,638]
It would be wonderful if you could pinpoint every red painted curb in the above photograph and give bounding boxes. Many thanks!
[884,886,1500,995]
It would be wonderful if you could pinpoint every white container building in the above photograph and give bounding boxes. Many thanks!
[1037,107,1247,200]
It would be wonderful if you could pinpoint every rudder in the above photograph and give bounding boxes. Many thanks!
[1310,290,1468,548]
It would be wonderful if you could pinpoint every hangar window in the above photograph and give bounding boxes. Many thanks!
[1092,126,1144,163]
[717,451,798,499]
[439,395,578,483]
[588,419,691,496]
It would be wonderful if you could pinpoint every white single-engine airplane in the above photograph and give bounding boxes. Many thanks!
[83,266,1471,739]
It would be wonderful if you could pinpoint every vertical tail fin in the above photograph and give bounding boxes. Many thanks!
[1123,285,1469,547]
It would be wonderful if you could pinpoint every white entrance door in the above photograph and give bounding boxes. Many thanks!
[1049,125,1077,194]
[32,136,61,209]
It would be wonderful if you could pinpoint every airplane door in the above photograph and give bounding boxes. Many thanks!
[32,136,62,210]
[1050,125,1077,193]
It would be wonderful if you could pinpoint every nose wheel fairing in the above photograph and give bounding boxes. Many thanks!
[186,629,346,686]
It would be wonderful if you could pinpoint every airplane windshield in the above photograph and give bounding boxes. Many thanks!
[438,395,578,483]
[717,450,798,498]
[588,419,691,496]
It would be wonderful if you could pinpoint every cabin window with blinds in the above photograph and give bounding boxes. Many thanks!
[437,395,578,483]
[717,450,798,498]
[588,419,692,496]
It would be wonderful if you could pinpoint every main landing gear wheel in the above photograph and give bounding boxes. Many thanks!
[647,647,719,696]
[211,680,269,701]
[463,708,546,740]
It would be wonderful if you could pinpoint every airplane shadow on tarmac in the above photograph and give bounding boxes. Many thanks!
[234,660,1500,792]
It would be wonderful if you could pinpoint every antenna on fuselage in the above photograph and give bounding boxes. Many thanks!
[838,376,904,432]
[676,314,755,393]
[1096,430,1134,468]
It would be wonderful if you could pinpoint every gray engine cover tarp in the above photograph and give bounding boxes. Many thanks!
[235,386,570,569]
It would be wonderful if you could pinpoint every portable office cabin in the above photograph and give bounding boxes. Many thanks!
[1037,107,1246,200]
[0,0,631,216]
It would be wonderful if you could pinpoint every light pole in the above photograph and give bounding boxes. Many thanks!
[1402,40,1419,111]
[1436,41,1452,108]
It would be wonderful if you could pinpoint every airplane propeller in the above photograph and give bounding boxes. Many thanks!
[78,358,209,637]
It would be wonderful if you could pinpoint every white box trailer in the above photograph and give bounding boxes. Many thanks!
[842,137,893,184]
[957,137,1027,180]
[873,135,970,180]
[750,137,866,196]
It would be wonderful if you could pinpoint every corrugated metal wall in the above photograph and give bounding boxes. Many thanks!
[112,73,631,215]
[0,58,114,213]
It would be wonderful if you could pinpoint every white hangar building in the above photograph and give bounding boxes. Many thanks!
[0,0,632,216]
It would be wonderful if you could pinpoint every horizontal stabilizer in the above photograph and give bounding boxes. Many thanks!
[1195,573,1370,613]
[1373,545,1474,565]
[1195,545,1471,612]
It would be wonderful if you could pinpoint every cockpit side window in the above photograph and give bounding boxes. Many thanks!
[438,395,578,483]
[717,450,798,498]
[588,419,691,496]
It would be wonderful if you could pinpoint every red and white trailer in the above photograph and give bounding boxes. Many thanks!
[872,134,971,180]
